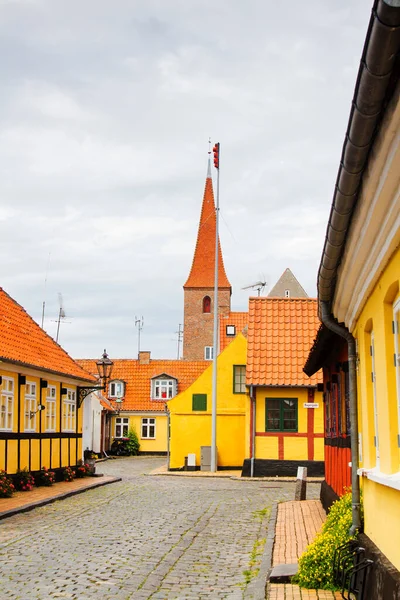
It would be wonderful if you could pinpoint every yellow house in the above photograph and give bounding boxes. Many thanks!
[244,297,324,477]
[304,2,400,595]
[79,351,208,455]
[168,333,248,469]
[0,288,96,475]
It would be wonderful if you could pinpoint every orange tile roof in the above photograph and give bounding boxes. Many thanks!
[219,312,248,352]
[246,297,322,387]
[0,288,95,382]
[184,164,231,290]
[77,358,209,412]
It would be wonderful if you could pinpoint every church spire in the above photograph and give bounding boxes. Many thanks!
[183,161,231,290]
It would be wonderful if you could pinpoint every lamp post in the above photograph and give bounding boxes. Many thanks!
[77,349,114,407]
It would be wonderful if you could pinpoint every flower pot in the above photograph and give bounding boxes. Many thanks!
[86,458,96,475]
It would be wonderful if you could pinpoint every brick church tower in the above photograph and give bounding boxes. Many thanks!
[183,159,231,360]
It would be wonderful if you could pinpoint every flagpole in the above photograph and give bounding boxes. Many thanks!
[211,142,220,473]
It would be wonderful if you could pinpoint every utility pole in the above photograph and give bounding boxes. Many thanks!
[176,324,183,359]
[211,141,220,473]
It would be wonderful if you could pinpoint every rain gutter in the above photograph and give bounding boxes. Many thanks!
[317,0,400,535]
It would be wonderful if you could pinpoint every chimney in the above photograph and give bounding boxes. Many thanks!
[138,351,151,365]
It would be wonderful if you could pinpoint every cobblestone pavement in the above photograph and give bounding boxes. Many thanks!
[0,457,321,600]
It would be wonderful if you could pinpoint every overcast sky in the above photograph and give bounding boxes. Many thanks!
[0,0,371,360]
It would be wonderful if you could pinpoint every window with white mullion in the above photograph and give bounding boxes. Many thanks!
[141,418,156,439]
[46,385,57,431]
[24,381,37,431]
[115,417,129,438]
[0,377,14,431]
[152,379,176,400]
[394,299,400,447]
[62,388,76,432]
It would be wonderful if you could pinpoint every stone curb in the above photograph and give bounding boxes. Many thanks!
[147,471,324,483]
[0,477,122,521]
[244,502,278,600]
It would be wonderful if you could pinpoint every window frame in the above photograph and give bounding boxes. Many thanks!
[151,377,177,400]
[45,385,57,432]
[115,417,129,438]
[24,381,37,431]
[0,377,14,431]
[109,380,125,399]
[226,325,236,336]
[284,289,290,298]
[141,417,156,439]
[62,388,76,432]
[265,398,298,432]
[204,346,213,361]
[192,394,207,411]
[203,296,211,313]
[233,365,246,394]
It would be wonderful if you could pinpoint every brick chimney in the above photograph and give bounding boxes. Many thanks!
[138,351,151,365]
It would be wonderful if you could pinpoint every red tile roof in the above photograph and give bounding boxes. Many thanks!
[0,288,95,382]
[246,297,322,386]
[184,165,231,290]
[219,312,248,352]
[77,358,209,412]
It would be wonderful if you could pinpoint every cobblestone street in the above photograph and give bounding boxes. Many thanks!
[0,457,320,599]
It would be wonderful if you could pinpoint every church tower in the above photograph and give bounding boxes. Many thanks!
[183,159,231,361]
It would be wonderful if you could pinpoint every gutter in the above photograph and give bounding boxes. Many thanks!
[249,385,256,477]
[320,303,361,535]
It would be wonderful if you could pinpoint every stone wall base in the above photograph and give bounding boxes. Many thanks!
[241,459,324,477]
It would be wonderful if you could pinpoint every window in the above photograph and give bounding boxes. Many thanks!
[0,377,14,431]
[115,417,129,438]
[203,296,211,313]
[284,289,290,298]
[24,381,37,431]
[62,388,76,432]
[204,346,213,360]
[265,398,298,432]
[109,380,125,398]
[142,418,155,439]
[192,394,207,411]
[233,365,246,393]
[394,299,400,447]
[226,325,236,336]
[151,377,177,400]
[46,385,56,431]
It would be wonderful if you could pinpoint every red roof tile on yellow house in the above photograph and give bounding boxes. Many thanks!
[77,357,209,412]
[183,161,231,290]
[219,312,248,352]
[246,297,322,387]
[0,288,95,382]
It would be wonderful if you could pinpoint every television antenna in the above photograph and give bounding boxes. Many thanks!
[241,280,267,297]
[53,293,69,343]
[175,324,183,360]
[135,316,144,357]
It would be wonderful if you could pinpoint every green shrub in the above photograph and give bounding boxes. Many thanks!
[295,491,363,590]
[35,466,56,487]
[126,428,140,455]
[14,468,35,492]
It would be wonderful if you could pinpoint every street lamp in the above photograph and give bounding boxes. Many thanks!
[77,349,114,407]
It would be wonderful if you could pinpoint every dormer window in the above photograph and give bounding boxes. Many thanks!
[203,296,211,313]
[109,380,125,398]
[151,376,177,400]
[226,325,236,336]
[284,289,290,298]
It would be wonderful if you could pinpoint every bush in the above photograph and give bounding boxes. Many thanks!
[35,467,56,487]
[14,468,35,492]
[126,428,140,455]
[0,470,15,498]
[74,460,91,478]
[295,491,363,590]
[62,466,75,482]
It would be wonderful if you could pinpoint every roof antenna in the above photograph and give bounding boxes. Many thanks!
[241,280,267,297]
[41,252,51,329]
[55,293,66,343]
[135,316,144,357]
[175,324,183,360]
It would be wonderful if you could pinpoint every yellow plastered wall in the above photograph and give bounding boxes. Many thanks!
[353,246,400,570]
[110,414,168,453]
[168,333,248,469]
[254,386,324,461]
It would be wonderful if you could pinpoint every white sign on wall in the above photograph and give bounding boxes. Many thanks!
[304,403,319,409]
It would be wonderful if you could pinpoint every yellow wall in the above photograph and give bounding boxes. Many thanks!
[0,367,83,474]
[109,414,168,453]
[254,386,324,461]
[353,246,400,569]
[168,333,248,469]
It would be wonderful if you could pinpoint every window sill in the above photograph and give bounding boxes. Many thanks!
[357,467,400,491]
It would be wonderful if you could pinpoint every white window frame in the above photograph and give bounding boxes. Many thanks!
[233,365,246,394]
[141,417,156,439]
[109,380,125,399]
[62,388,76,432]
[151,378,177,400]
[24,381,37,431]
[204,346,213,361]
[46,385,57,432]
[226,325,236,336]
[394,299,400,448]
[284,289,290,298]
[115,417,129,438]
[0,377,14,431]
